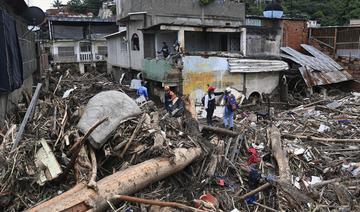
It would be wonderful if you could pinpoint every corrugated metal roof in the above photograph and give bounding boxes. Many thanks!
[48,16,115,23]
[228,59,288,73]
[281,45,353,87]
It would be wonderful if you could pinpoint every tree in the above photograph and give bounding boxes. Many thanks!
[67,0,104,16]
[245,0,360,26]
[67,0,86,14]
[83,0,104,15]
[52,0,62,9]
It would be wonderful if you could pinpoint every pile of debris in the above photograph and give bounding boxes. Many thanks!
[1,69,360,211]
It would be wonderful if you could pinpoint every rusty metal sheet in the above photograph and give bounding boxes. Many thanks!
[299,67,351,87]
[301,44,343,70]
[281,45,352,87]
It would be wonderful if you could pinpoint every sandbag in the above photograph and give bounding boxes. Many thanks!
[77,91,141,149]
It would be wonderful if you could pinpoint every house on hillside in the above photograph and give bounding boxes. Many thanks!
[106,0,289,102]
[47,16,118,73]
[0,0,42,123]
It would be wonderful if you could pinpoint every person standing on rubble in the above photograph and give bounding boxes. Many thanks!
[158,42,170,58]
[204,86,216,126]
[223,87,237,130]
[136,81,149,101]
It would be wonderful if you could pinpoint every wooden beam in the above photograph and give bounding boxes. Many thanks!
[199,125,238,137]
[12,83,42,151]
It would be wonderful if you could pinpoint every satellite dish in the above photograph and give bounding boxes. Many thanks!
[22,6,45,26]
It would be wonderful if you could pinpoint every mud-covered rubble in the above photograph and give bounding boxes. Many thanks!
[1,69,360,211]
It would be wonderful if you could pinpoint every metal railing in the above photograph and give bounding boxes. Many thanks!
[53,53,106,63]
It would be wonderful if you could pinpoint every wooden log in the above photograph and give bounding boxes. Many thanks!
[12,83,42,151]
[268,126,291,183]
[282,133,360,143]
[199,125,238,137]
[238,183,272,200]
[27,147,201,212]
[120,114,146,158]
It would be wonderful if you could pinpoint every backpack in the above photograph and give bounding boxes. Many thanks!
[226,95,237,111]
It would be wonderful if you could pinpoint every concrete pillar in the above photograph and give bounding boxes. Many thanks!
[79,63,85,74]
[177,29,185,50]
[240,28,247,56]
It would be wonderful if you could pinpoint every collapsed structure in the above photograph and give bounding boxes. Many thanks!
[1,0,360,212]
[106,0,290,102]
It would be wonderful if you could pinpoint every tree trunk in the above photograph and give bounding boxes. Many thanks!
[28,148,201,212]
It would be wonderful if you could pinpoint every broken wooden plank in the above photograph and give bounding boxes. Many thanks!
[269,126,291,183]
[282,134,360,143]
[27,148,202,212]
[35,139,62,185]
[199,125,238,136]
[12,83,42,151]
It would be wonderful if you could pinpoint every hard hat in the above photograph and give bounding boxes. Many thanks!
[208,86,216,92]
[225,87,231,93]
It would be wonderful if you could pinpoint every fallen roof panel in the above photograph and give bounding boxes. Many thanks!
[228,59,288,73]
[281,45,352,87]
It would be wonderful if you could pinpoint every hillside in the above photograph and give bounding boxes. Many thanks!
[246,0,360,26]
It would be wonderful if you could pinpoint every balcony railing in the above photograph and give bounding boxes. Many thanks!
[53,53,106,63]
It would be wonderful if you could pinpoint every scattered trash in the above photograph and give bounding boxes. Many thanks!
[62,86,77,99]
[318,124,330,133]
[1,68,360,212]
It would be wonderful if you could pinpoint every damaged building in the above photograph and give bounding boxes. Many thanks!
[47,15,118,73]
[106,0,289,102]
[0,0,44,123]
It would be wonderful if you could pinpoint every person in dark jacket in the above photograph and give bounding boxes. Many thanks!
[204,86,216,126]
[223,87,237,130]
[158,42,170,58]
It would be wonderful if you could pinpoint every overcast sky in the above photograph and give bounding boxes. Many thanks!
[27,0,70,12]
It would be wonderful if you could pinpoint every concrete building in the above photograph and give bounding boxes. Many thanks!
[107,0,289,102]
[47,16,117,73]
[0,0,41,124]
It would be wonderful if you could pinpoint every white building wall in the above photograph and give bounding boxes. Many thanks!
[106,34,130,68]
[129,21,144,71]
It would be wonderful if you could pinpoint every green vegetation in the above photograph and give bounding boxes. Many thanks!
[67,0,104,15]
[245,0,360,26]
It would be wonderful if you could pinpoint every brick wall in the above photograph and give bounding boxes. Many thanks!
[282,20,308,52]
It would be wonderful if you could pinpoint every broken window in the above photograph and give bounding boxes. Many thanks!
[80,42,92,52]
[97,46,107,55]
[58,47,75,57]
[132,33,140,51]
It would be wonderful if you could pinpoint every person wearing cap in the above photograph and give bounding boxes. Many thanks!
[136,81,149,101]
[223,87,237,130]
[204,86,216,126]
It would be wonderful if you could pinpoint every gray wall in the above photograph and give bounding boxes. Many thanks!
[246,27,282,57]
[117,0,245,27]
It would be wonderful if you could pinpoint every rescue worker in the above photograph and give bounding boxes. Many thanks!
[168,91,184,117]
[223,87,237,130]
[204,86,216,126]
[136,81,149,101]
